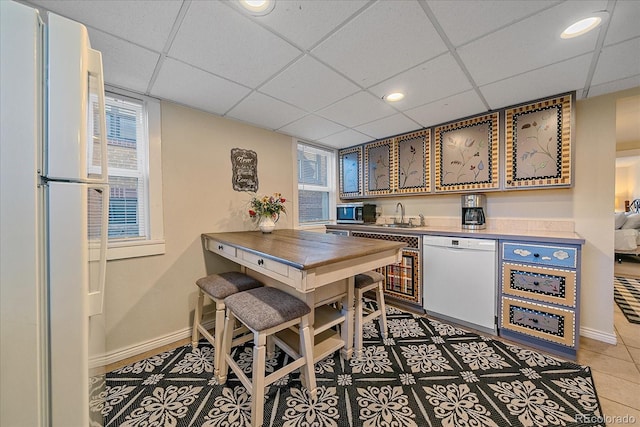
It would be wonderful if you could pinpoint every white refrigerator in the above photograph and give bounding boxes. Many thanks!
[1,1,109,426]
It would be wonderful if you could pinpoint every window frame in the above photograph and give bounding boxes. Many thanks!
[295,140,336,227]
[103,86,165,260]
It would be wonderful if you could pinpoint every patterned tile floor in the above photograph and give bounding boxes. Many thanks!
[104,268,640,426]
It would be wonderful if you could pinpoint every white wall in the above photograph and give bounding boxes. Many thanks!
[104,102,296,355]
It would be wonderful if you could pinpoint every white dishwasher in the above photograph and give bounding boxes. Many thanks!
[423,236,497,335]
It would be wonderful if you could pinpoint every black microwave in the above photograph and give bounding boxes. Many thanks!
[337,203,376,224]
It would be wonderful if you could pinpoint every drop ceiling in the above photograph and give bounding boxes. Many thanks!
[24,0,640,148]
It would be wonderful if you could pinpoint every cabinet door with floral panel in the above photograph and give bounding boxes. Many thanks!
[338,146,362,199]
[364,138,393,196]
[395,129,430,194]
[434,112,500,193]
[505,94,572,189]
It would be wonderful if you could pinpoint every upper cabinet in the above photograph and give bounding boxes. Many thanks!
[364,138,393,196]
[395,129,430,194]
[337,92,574,200]
[363,130,430,197]
[504,94,573,189]
[434,113,500,193]
[338,146,362,199]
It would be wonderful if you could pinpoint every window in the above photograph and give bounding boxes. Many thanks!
[297,142,335,224]
[100,88,165,259]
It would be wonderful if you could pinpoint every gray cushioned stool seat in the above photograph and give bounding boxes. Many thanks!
[355,271,385,288]
[196,271,262,299]
[224,287,311,332]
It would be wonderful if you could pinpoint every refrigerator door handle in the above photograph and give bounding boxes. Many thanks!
[87,47,108,182]
[87,183,108,317]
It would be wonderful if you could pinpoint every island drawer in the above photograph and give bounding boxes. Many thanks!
[502,242,577,268]
[206,239,237,258]
[501,297,575,348]
[239,249,290,277]
[502,263,576,307]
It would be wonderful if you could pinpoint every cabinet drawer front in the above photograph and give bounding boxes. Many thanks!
[207,239,237,258]
[502,263,576,307]
[502,242,577,268]
[240,250,290,277]
[501,297,575,348]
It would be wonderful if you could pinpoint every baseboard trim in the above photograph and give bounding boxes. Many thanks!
[90,319,215,369]
[580,326,617,345]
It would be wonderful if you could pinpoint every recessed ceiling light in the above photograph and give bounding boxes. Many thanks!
[239,0,275,16]
[561,12,607,39]
[384,92,405,102]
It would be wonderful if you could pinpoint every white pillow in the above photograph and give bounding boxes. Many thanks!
[621,213,640,229]
[615,212,628,229]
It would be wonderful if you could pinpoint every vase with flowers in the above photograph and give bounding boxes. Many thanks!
[248,192,286,233]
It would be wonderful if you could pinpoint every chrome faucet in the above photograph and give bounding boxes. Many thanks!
[395,202,405,225]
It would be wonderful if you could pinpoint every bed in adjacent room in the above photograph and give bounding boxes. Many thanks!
[615,200,640,262]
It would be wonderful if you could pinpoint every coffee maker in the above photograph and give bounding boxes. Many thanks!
[461,194,486,229]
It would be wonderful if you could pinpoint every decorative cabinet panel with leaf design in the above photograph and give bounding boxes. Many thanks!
[338,146,363,199]
[362,130,430,197]
[364,138,394,196]
[395,129,430,194]
[498,240,581,360]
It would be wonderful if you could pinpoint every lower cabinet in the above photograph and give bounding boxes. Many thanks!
[499,240,581,360]
[349,231,423,312]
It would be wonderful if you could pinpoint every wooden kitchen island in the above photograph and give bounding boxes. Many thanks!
[202,229,404,360]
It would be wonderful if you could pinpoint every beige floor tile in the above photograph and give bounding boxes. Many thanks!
[616,324,640,349]
[578,349,640,384]
[627,345,640,365]
[592,370,640,409]
[579,335,633,362]
[598,398,640,426]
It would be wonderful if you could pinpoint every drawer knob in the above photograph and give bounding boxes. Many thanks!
[258,259,264,265]
[218,245,223,250]
[533,281,540,286]
[533,253,540,258]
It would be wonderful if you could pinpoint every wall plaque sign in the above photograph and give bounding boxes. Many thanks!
[231,148,258,192]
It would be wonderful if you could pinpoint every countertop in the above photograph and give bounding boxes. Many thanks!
[326,223,585,245]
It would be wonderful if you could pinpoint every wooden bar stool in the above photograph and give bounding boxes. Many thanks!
[219,287,317,427]
[354,270,388,358]
[191,272,263,377]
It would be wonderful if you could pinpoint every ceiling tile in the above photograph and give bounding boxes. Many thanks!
[312,0,447,86]
[259,55,360,112]
[87,29,159,94]
[368,53,472,111]
[150,58,251,115]
[30,0,181,51]
[226,92,306,130]
[278,114,346,141]
[168,1,301,87]
[316,92,396,128]
[604,1,640,46]
[318,129,373,149]
[480,54,592,110]
[588,75,640,98]
[252,0,369,50]
[404,90,487,128]
[427,0,561,47]
[355,114,421,140]
[457,1,607,86]
[591,38,640,86]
